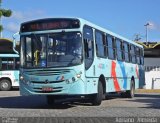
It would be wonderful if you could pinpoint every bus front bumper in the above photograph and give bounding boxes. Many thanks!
[19,79,87,96]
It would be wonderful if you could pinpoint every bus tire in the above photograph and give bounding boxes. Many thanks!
[127,79,135,98]
[46,95,55,105]
[0,79,11,91]
[121,79,135,98]
[91,81,103,106]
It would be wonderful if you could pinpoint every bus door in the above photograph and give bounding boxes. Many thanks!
[83,26,94,77]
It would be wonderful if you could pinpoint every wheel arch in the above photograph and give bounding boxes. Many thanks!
[0,77,12,86]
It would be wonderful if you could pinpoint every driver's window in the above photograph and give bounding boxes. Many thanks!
[83,25,94,70]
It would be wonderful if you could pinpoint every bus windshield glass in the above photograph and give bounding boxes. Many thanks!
[21,32,82,68]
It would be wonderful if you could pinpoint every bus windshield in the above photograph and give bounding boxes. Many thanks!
[21,32,83,68]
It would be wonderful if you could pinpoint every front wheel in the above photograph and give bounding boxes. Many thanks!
[0,79,11,91]
[91,81,103,106]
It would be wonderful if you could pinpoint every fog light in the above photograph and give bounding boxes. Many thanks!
[66,79,70,84]
[72,77,76,82]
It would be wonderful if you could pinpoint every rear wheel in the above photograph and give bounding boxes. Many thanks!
[0,79,11,91]
[121,79,135,98]
[46,95,55,105]
[91,81,103,106]
[127,79,135,98]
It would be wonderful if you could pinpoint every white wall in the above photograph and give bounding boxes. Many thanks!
[144,58,160,89]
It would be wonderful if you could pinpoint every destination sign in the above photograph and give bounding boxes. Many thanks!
[20,18,80,32]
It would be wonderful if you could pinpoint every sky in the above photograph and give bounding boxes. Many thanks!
[1,0,160,42]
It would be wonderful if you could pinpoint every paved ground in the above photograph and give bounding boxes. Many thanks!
[0,90,160,118]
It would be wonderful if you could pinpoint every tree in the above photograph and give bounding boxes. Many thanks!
[0,0,12,37]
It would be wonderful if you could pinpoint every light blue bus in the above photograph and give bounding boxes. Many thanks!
[0,54,19,91]
[16,18,144,105]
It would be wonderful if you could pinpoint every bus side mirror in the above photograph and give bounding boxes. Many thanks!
[12,32,19,54]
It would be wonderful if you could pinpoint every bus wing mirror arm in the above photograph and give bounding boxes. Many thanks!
[12,32,19,54]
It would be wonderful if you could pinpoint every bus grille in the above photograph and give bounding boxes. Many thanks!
[31,80,64,84]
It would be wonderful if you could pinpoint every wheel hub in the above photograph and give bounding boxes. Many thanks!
[1,82,8,89]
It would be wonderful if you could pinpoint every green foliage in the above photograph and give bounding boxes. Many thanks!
[0,25,3,32]
[1,9,12,17]
[0,0,12,35]
[0,11,2,17]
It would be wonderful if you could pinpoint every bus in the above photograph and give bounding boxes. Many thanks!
[15,18,144,105]
[136,41,160,89]
[0,53,19,91]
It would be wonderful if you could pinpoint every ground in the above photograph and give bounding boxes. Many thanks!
[0,90,160,122]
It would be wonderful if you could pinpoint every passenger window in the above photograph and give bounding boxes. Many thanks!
[136,47,140,64]
[130,45,136,63]
[140,49,144,65]
[116,39,123,61]
[95,31,107,58]
[107,35,115,59]
[123,42,130,62]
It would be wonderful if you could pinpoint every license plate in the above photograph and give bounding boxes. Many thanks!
[42,87,53,92]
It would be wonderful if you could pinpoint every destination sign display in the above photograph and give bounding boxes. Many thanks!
[20,18,80,32]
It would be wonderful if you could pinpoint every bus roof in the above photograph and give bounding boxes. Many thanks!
[20,17,143,48]
[78,18,143,48]
[0,54,19,58]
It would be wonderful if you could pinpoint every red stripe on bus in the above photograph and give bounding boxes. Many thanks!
[111,61,121,91]
[136,65,139,78]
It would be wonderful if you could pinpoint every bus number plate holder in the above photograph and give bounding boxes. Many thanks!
[42,87,53,92]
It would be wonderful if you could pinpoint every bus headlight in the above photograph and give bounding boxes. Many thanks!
[76,74,81,78]
[20,76,24,81]
[76,71,82,78]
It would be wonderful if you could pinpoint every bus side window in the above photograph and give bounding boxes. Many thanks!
[136,47,140,65]
[123,42,130,62]
[130,45,136,63]
[7,58,14,70]
[140,49,144,65]
[83,25,94,70]
[95,30,107,58]
[107,35,115,60]
[15,58,20,70]
[116,38,123,61]
[2,58,8,70]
